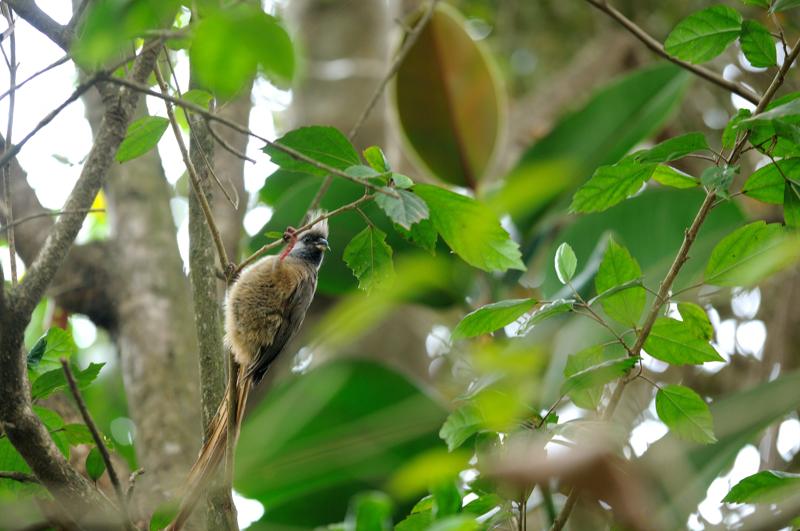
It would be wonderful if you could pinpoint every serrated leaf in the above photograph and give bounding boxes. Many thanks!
[633,132,710,163]
[364,146,390,173]
[31,362,105,401]
[394,219,438,254]
[343,227,394,291]
[742,158,800,204]
[595,238,646,326]
[264,126,360,177]
[644,318,724,364]
[554,242,577,284]
[564,345,611,410]
[664,5,743,64]
[678,302,714,341]
[375,189,429,230]
[656,384,716,444]
[439,402,483,451]
[86,447,106,482]
[116,116,169,163]
[723,109,752,149]
[701,165,737,198]
[705,221,800,286]
[723,470,800,503]
[414,184,524,272]
[740,20,777,67]
[452,298,537,340]
[561,355,638,397]
[785,182,800,228]
[570,162,656,213]
[652,165,699,189]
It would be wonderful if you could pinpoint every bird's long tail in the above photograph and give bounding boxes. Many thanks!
[165,367,251,531]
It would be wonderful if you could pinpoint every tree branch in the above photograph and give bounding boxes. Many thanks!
[0,54,69,102]
[584,0,760,105]
[4,0,71,50]
[2,3,19,285]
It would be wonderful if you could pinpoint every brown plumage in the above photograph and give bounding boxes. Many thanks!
[166,218,329,531]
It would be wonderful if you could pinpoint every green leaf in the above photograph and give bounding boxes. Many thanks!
[396,511,433,531]
[664,5,743,64]
[149,500,179,531]
[723,470,800,503]
[264,126,359,177]
[62,424,95,447]
[432,480,461,517]
[561,356,638,396]
[523,299,574,330]
[741,0,770,6]
[439,402,483,451]
[595,238,646,326]
[554,242,578,284]
[427,515,479,531]
[741,97,800,125]
[785,182,800,228]
[771,0,800,12]
[656,384,717,444]
[452,298,537,340]
[363,146,390,173]
[462,493,502,516]
[26,335,47,370]
[177,88,214,129]
[375,189,429,230]
[740,20,778,67]
[570,162,656,213]
[394,4,503,187]
[190,5,293,97]
[652,165,699,189]
[701,165,737,198]
[28,327,77,375]
[678,302,714,341]
[31,362,105,401]
[705,221,800,286]
[414,184,524,272]
[391,173,414,189]
[633,132,710,163]
[86,446,106,482]
[742,159,800,204]
[349,491,393,531]
[394,219,438,254]
[116,116,169,163]
[343,227,395,291]
[563,345,613,410]
[723,109,752,149]
[644,318,724,364]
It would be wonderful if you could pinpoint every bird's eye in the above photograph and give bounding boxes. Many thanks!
[302,236,312,243]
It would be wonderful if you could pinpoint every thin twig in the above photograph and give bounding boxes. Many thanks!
[583,0,760,105]
[0,470,38,483]
[2,3,18,284]
[59,359,133,530]
[236,194,374,274]
[153,59,233,279]
[125,469,144,502]
[207,120,255,163]
[0,209,104,233]
[0,54,69,102]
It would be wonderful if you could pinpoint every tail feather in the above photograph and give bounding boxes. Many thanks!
[165,368,251,531]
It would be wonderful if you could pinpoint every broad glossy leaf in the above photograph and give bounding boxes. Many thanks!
[570,162,656,213]
[264,126,359,177]
[235,361,447,527]
[116,116,169,163]
[343,227,394,291]
[705,221,800,286]
[656,385,716,444]
[86,447,106,482]
[723,470,800,503]
[644,318,724,364]
[595,239,646,326]
[742,159,800,204]
[191,5,293,97]
[740,20,777,67]
[414,185,524,272]
[393,4,503,187]
[633,132,709,164]
[785,182,800,227]
[678,302,714,341]
[452,298,537,340]
[439,402,482,451]
[652,165,698,189]
[554,242,578,284]
[375,189,429,230]
[560,356,638,396]
[664,6,742,64]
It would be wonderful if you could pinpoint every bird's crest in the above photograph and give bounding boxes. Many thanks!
[305,210,329,239]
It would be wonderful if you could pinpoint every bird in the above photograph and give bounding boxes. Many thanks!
[165,216,330,530]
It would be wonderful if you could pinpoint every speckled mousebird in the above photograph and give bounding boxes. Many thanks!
[166,217,329,531]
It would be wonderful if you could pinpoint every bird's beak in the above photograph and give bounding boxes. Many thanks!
[316,238,330,251]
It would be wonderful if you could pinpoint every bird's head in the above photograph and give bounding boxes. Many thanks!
[290,215,329,268]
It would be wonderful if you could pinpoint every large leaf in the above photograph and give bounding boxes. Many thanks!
[451,298,537,340]
[677,302,714,341]
[739,20,778,68]
[570,161,656,213]
[644,318,724,365]
[632,132,710,164]
[264,126,360,177]
[705,221,800,286]
[30,362,105,401]
[723,471,800,503]
[343,227,395,292]
[190,5,293,97]
[234,360,447,528]
[502,64,690,231]
[664,5,743,64]
[594,238,646,326]
[26,327,77,375]
[742,158,800,204]
[393,4,503,188]
[414,185,524,272]
[375,189,429,230]
[116,116,169,163]
[563,345,619,410]
[439,402,482,452]
[656,384,717,444]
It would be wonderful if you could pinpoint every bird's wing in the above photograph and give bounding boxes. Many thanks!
[245,269,317,383]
